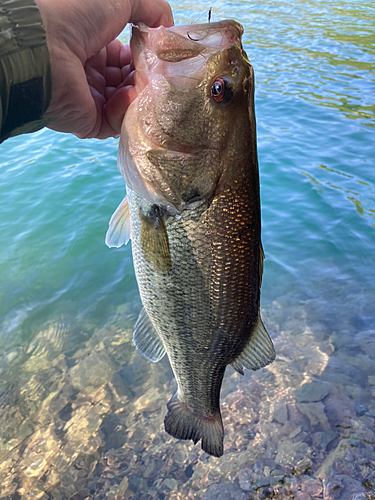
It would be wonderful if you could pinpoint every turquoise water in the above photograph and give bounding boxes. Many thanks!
[0,0,374,498]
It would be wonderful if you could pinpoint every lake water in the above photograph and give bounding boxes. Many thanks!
[0,0,374,499]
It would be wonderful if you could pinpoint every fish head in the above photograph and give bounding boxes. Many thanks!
[119,20,255,211]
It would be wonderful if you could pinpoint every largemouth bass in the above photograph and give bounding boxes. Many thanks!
[106,20,275,457]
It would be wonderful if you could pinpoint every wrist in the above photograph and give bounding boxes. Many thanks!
[0,0,52,141]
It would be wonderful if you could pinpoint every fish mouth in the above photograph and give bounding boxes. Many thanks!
[132,19,243,56]
[131,20,244,93]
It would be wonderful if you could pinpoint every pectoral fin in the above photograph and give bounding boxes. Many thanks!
[230,313,275,373]
[140,206,171,274]
[133,307,166,362]
[105,196,131,248]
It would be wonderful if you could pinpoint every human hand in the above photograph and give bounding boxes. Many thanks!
[35,0,173,139]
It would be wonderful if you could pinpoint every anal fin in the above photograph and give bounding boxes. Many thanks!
[231,313,275,373]
[133,308,166,362]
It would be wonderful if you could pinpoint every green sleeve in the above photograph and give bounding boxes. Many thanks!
[0,0,52,143]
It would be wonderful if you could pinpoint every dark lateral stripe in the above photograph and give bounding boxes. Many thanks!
[1,77,44,138]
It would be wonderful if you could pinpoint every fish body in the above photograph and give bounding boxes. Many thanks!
[106,20,275,457]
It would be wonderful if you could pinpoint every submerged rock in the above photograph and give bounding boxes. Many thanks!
[296,401,330,429]
[296,381,330,403]
[202,483,248,500]
[275,440,310,467]
[301,478,323,497]
[312,430,337,450]
[0,295,374,499]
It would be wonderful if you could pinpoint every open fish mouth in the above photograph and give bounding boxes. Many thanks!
[130,20,245,93]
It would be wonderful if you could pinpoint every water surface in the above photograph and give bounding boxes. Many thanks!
[0,0,374,498]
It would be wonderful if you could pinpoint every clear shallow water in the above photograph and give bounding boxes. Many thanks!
[0,1,374,498]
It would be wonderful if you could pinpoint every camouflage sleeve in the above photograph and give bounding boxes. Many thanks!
[0,0,52,143]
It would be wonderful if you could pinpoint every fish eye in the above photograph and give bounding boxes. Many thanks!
[211,77,233,104]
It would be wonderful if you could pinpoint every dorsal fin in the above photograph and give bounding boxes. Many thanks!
[259,242,265,287]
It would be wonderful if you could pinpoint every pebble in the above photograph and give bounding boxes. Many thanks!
[323,478,343,500]
[295,381,330,403]
[295,493,312,500]
[272,402,289,424]
[252,476,284,490]
[1,296,374,500]
[202,483,248,500]
[315,442,347,479]
[296,402,330,428]
[238,469,252,491]
[354,402,369,417]
[275,440,310,467]
[289,426,303,439]
[301,478,323,497]
[164,478,177,490]
[293,457,313,475]
[312,430,337,451]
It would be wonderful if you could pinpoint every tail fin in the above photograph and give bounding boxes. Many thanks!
[164,392,224,457]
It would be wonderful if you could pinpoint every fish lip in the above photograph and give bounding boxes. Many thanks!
[134,19,243,47]
[185,19,243,43]
[131,19,244,66]
[132,19,243,38]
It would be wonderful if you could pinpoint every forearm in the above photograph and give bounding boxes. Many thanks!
[0,0,52,143]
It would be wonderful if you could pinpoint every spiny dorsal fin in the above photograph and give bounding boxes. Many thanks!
[140,207,171,274]
[231,313,275,373]
[133,307,166,362]
[105,195,130,248]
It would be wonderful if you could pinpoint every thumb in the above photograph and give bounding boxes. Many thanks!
[129,0,174,28]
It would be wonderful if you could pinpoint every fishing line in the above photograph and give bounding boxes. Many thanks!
[190,7,213,25]
[188,8,212,41]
